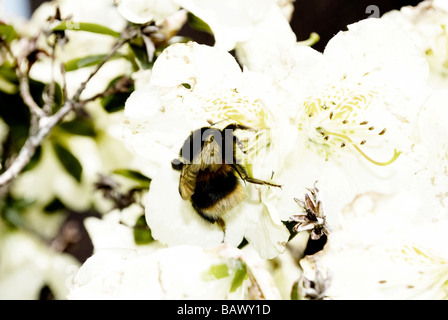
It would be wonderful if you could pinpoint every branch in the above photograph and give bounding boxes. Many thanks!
[0,27,138,190]
[17,70,47,119]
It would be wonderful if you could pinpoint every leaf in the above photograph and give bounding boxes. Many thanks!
[0,23,19,43]
[52,141,83,183]
[0,196,34,229]
[0,74,18,94]
[290,279,300,300]
[230,260,247,292]
[64,53,123,72]
[47,82,64,114]
[133,214,154,245]
[113,169,151,187]
[129,41,153,70]
[58,118,97,137]
[52,22,120,37]
[203,264,230,281]
[101,76,135,113]
[187,13,213,34]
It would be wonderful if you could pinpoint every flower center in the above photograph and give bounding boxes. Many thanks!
[298,85,401,166]
[193,88,275,166]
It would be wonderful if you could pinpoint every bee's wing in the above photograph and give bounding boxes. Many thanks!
[178,140,223,200]
[179,162,201,200]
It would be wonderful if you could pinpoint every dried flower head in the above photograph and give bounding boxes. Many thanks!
[289,182,329,240]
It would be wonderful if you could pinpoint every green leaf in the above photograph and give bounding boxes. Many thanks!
[187,13,213,34]
[47,82,64,114]
[113,169,151,187]
[101,76,135,113]
[64,53,123,72]
[133,214,154,245]
[0,23,19,43]
[204,264,230,281]
[0,196,34,229]
[58,118,96,137]
[53,22,120,37]
[290,280,300,300]
[0,74,18,94]
[52,141,83,183]
[129,41,153,70]
[230,260,247,292]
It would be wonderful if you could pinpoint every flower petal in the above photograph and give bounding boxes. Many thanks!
[116,0,180,25]
[174,0,277,51]
[145,163,226,248]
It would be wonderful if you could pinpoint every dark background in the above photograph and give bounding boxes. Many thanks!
[29,0,423,52]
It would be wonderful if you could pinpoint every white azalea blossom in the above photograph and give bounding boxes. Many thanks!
[262,18,430,228]
[174,0,297,70]
[0,231,80,300]
[115,0,180,25]
[67,244,281,299]
[313,192,448,299]
[382,0,448,89]
[123,41,294,259]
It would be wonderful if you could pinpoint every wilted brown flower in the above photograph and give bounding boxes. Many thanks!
[289,182,329,240]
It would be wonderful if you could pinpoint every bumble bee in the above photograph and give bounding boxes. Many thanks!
[171,123,281,227]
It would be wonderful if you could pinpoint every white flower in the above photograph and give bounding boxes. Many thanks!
[174,0,297,70]
[0,231,80,300]
[262,18,430,227]
[382,0,448,89]
[410,88,448,217]
[67,243,281,299]
[313,192,448,299]
[115,0,180,25]
[123,41,293,258]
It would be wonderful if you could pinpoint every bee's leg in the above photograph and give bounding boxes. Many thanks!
[233,164,282,188]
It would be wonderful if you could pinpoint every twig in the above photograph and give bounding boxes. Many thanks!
[79,75,133,104]
[0,28,138,190]
[17,70,47,119]
[3,40,47,120]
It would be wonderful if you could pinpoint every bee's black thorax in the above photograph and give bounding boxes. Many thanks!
[179,126,237,164]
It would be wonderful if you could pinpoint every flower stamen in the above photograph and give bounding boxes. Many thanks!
[323,130,402,166]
